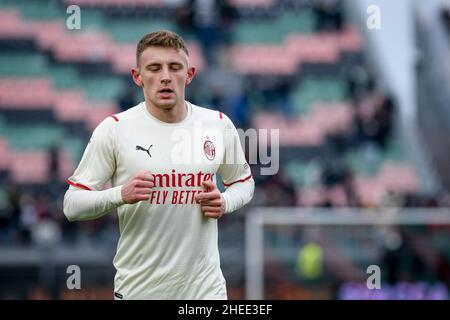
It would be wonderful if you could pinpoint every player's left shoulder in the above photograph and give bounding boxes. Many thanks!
[189,102,233,128]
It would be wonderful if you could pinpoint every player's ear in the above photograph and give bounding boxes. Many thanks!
[185,66,196,85]
[131,68,143,87]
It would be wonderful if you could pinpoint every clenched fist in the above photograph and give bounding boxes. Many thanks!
[195,180,225,219]
[121,171,155,204]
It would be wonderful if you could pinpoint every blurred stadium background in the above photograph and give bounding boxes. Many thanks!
[1,0,450,300]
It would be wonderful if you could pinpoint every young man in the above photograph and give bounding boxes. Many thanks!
[63,30,254,299]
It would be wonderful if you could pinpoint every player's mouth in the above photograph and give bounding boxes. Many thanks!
[158,88,174,99]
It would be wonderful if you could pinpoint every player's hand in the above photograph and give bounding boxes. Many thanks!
[195,180,224,219]
[121,171,155,204]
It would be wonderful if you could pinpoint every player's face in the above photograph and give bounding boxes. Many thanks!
[133,46,195,111]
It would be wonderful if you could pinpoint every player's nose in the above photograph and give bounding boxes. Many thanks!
[160,66,172,83]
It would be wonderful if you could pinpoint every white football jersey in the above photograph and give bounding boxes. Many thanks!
[67,101,252,299]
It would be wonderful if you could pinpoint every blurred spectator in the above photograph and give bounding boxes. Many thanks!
[6,184,21,230]
[209,84,227,110]
[321,160,346,187]
[276,80,295,117]
[326,132,350,155]
[313,0,343,32]
[436,251,450,287]
[260,171,297,207]
[217,0,237,46]
[18,193,38,245]
[353,92,395,152]
[346,64,374,104]
[373,94,395,149]
[118,83,138,112]
[381,228,403,285]
[32,217,61,247]
[296,242,324,280]
[341,167,360,207]
[192,0,222,65]
[175,0,195,33]
[230,85,251,129]
[48,143,61,184]
[192,0,237,66]
[440,5,450,34]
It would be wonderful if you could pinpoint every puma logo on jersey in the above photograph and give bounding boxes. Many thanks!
[136,144,152,158]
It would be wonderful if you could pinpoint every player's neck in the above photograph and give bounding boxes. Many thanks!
[145,101,188,123]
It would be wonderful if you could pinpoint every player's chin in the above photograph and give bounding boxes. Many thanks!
[156,100,176,109]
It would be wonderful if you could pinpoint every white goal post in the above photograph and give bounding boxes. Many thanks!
[245,207,450,300]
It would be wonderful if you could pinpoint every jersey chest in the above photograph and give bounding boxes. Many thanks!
[114,124,224,179]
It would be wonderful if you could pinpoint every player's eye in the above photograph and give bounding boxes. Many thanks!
[170,64,183,71]
[147,65,160,72]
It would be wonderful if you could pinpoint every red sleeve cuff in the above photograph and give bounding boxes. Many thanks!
[222,174,253,187]
[67,179,92,191]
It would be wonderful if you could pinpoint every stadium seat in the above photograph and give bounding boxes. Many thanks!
[9,151,49,183]
[0,138,9,170]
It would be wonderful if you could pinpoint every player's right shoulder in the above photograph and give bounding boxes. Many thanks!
[105,103,143,124]
[95,104,142,131]
[94,114,118,134]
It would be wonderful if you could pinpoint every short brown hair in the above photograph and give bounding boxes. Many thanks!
[136,30,189,66]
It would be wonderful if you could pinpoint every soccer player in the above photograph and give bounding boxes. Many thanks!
[63,30,254,300]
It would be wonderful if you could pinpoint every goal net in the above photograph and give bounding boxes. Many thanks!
[245,208,450,300]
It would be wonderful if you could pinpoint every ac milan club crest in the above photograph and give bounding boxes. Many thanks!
[204,140,215,160]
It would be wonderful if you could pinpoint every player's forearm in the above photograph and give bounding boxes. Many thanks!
[221,178,255,214]
[63,186,124,221]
